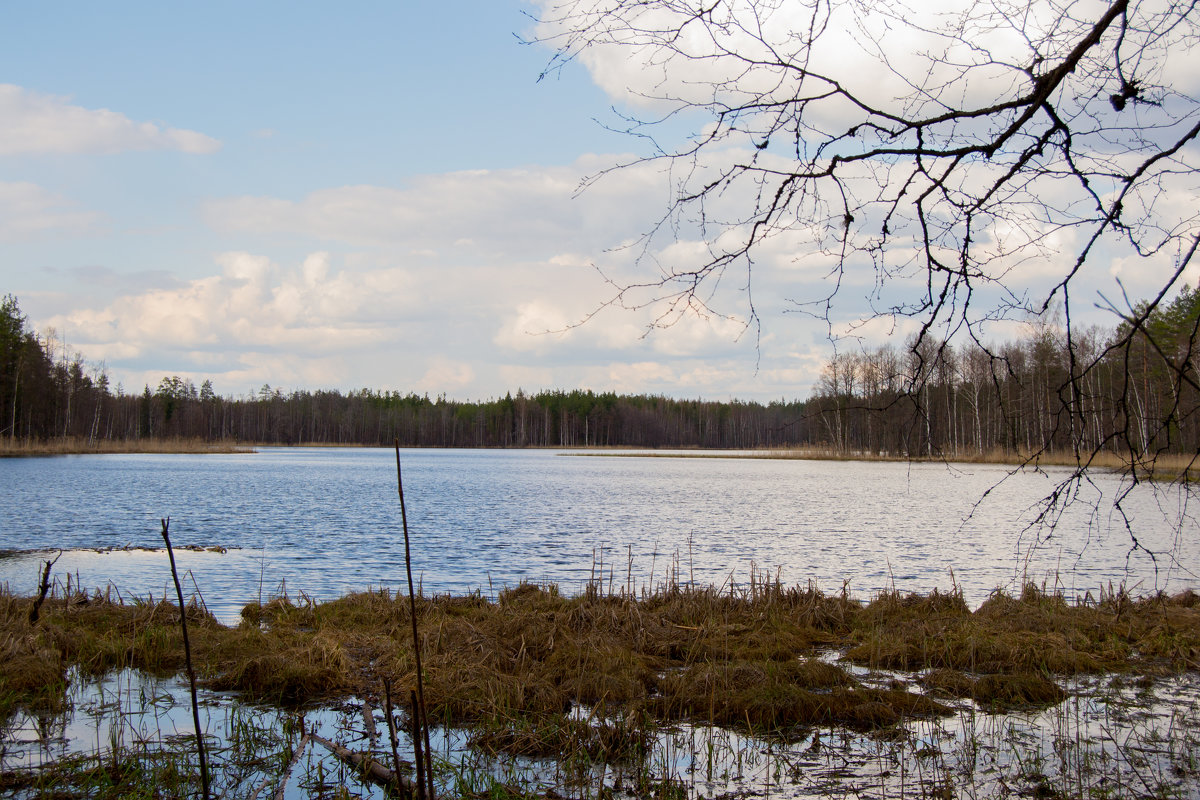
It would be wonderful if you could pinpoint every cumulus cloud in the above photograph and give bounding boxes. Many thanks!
[0,84,220,156]
[534,0,1045,120]
[203,155,663,254]
[0,181,99,239]
[37,240,830,401]
[48,252,418,373]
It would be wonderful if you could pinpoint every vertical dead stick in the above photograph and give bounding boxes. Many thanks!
[162,517,211,800]
[395,440,435,799]
[382,678,407,796]
[27,552,60,624]
[410,689,426,800]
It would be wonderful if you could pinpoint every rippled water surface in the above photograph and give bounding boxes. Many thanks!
[1,448,1196,620]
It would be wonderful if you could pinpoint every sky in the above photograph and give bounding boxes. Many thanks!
[2,1,1193,401]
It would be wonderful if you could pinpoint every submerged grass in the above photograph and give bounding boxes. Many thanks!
[3,579,1199,797]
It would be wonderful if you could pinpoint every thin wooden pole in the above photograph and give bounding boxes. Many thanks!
[409,689,426,800]
[162,517,210,800]
[396,440,435,799]
[383,678,410,800]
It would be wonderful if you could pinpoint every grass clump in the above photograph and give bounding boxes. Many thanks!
[843,583,1200,674]
[649,658,947,733]
[972,672,1068,709]
[469,713,648,760]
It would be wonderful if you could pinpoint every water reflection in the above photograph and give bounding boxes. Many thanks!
[1,448,1196,622]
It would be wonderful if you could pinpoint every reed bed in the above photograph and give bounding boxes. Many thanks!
[2,578,1198,798]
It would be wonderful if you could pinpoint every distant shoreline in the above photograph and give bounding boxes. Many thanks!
[0,437,254,457]
[4,438,1192,479]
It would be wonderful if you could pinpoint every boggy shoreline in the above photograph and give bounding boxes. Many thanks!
[5,580,1198,729]
[3,579,1199,798]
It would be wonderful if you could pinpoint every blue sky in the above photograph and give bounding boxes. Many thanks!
[3,1,1190,401]
[3,1,804,399]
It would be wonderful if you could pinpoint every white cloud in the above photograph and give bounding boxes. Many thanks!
[415,359,476,395]
[0,84,220,156]
[203,155,663,254]
[573,353,824,399]
[830,315,922,346]
[494,301,576,352]
[498,365,555,391]
[535,0,1043,118]
[48,252,418,369]
[0,181,99,239]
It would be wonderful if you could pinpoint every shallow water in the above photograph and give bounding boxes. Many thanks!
[1,448,1197,621]
[6,664,1197,800]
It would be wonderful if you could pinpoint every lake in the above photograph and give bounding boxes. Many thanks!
[1,448,1196,621]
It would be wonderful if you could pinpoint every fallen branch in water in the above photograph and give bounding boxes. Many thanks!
[311,731,414,797]
[246,730,312,800]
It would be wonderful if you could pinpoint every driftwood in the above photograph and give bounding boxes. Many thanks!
[311,732,414,798]
[273,733,311,800]
[245,732,312,800]
[362,697,379,749]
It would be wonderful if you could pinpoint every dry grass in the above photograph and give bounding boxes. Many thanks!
[841,584,1200,675]
[3,581,1198,745]
[0,436,252,456]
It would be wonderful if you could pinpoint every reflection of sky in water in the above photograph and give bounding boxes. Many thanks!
[5,669,395,799]
[6,663,1197,800]
[2,448,1197,623]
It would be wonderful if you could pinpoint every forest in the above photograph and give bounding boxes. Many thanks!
[2,289,1198,457]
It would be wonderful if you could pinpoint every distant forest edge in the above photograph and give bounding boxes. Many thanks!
[2,290,1199,457]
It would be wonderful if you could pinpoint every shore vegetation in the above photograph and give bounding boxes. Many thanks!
[2,575,1198,798]
[0,436,251,457]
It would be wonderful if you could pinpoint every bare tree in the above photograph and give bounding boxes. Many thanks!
[535,0,1199,472]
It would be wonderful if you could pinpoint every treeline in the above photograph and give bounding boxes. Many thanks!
[0,295,803,448]
[137,383,808,448]
[807,287,1200,459]
[2,289,1198,456]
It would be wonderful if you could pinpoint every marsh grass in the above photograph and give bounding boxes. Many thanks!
[2,578,1199,798]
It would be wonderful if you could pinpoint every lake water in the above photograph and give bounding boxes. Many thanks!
[1,448,1196,621]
